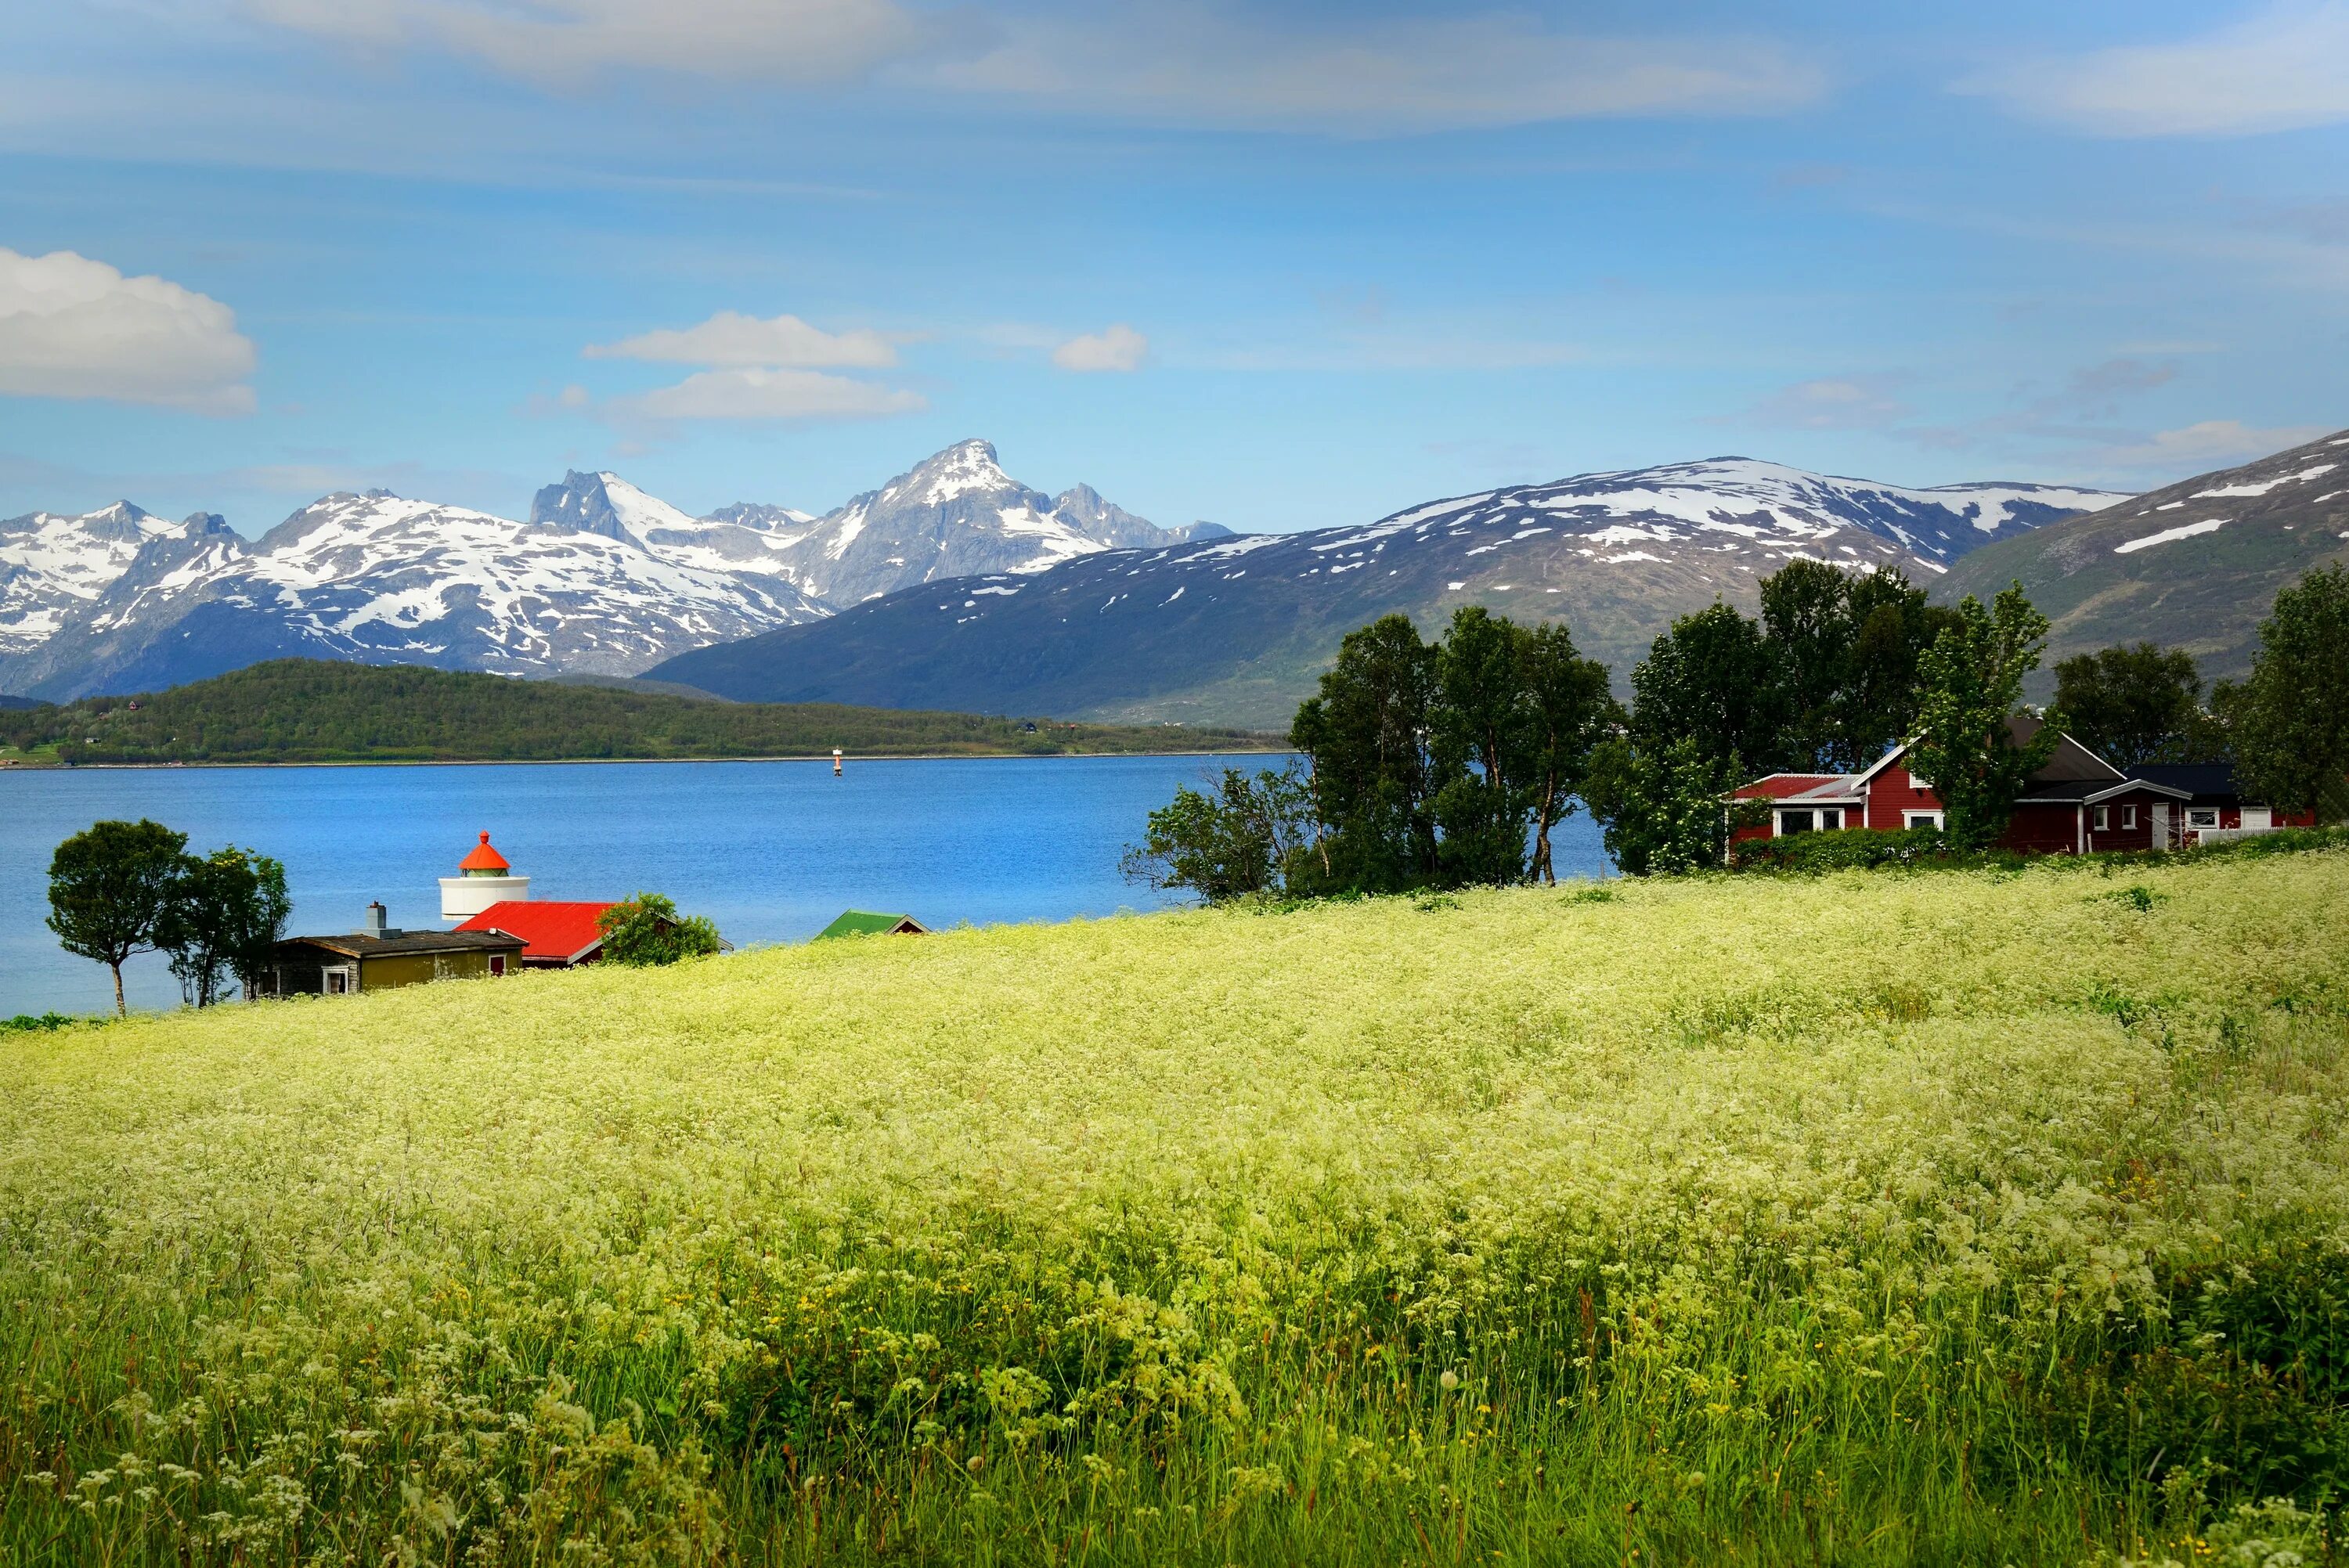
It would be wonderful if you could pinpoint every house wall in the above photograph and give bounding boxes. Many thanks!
[1864,767,1942,830]
[358,950,503,991]
[2080,791,2162,853]
[2000,802,2086,855]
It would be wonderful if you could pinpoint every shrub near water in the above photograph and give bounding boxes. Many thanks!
[5,854,2349,1563]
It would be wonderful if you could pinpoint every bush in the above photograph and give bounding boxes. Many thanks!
[1730,825,2001,874]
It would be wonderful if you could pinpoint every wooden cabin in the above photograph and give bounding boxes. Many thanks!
[815,910,929,939]
[264,903,524,996]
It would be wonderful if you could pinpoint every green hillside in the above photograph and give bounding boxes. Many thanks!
[0,658,1276,765]
[1938,427,2349,690]
[6,847,2349,1563]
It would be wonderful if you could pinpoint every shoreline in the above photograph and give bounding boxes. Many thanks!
[0,746,1291,773]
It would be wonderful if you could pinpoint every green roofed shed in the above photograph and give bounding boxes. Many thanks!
[815,910,929,940]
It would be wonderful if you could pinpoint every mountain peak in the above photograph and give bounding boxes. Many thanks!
[897,439,1012,506]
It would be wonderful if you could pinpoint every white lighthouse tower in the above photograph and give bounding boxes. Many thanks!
[440,831,530,922]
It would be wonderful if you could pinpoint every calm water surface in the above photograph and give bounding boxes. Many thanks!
[0,755,1612,1015]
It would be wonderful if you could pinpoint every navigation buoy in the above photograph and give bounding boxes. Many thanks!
[833,748,843,777]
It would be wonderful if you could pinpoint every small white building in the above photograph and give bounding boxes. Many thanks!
[440,832,531,921]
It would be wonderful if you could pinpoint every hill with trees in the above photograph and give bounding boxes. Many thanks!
[0,659,1273,766]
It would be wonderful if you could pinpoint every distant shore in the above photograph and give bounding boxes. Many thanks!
[0,746,1290,772]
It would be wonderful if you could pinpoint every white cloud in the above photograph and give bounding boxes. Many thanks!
[0,247,255,415]
[610,366,924,422]
[1052,323,1147,373]
[240,1,1824,135]
[585,310,899,368]
[929,9,1825,133]
[1737,376,1913,431]
[247,0,933,85]
[1964,2,2349,136]
[2095,420,2330,468]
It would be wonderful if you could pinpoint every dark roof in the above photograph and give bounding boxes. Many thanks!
[2019,777,2192,804]
[277,929,525,959]
[2127,762,2245,803]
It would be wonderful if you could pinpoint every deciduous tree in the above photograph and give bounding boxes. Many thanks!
[2052,643,2215,767]
[1907,583,2059,849]
[2231,564,2349,823]
[597,892,723,966]
[46,818,188,1015]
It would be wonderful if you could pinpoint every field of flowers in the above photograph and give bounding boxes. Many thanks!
[5,849,2349,1565]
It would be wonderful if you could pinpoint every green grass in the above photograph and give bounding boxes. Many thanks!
[6,852,2349,1563]
[0,659,1279,765]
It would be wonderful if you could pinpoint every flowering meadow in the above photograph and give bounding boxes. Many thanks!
[5,851,2349,1564]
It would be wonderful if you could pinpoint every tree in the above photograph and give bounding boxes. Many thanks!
[2052,643,2214,767]
[157,846,291,1007]
[1841,572,1959,770]
[597,892,723,966]
[1583,737,1760,876]
[1121,763,1315,903]
[1629,603,1791,773]
[1290,614,1440,892]
[46,818,188,1015]
[2231,564,2349,823]
[1430,607,1535,886]
[1759,560,1856,770]
[1906,583,2059,849]
[1517,622,1618,885]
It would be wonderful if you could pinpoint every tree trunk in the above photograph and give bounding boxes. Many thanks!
[110,961,126,1018]
[1533,776,1558,885]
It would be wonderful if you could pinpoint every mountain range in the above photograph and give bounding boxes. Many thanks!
[652,459,2124,727]
[2,435,2167,724]
[0,441,1221,702]
[1939,427,2349,694]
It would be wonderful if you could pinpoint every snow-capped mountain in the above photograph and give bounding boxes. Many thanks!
[0,491,830,701]
[529,444,1200,610]
[0,503,220,654]
[652,457,2127,728]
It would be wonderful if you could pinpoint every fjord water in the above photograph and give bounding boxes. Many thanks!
[1,755,1613,1016]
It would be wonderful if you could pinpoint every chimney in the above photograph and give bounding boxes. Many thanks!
[360,901,394,939]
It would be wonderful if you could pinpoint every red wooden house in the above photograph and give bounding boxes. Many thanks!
[1731,716,2225,856]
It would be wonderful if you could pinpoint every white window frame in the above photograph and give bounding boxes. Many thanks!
[325,965,356,995]
[1904,810,1944,831]
[2093,805,2110,831]
[489,953,508,977]
[2122,805,2138,830]
[2185,807,2221,831]
[1775,806,1848,838]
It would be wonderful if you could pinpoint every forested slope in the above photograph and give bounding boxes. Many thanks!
[0,659,1272,764]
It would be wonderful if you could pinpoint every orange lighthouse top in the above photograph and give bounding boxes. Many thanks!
[458,831,511,874]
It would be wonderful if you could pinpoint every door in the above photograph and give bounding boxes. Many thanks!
[2150,802,2170,849]
[2243,808,2273,832]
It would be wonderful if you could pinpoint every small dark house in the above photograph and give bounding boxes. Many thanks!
[264,902,525,997]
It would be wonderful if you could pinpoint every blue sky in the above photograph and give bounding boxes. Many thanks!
[3,0,2346,535]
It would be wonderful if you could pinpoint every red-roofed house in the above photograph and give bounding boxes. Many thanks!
[455,900,624,968]
[1731,716,2206,856]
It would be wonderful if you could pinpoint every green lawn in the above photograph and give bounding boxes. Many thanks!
[5,851,2348,1563]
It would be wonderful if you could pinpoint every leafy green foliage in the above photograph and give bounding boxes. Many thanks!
[2230,564,2349,824]
[1908,582,2062,849]
[45,818,189,1015]
[1120,764,1316,903]
[1629,600,1790,772]
[1283,608,1616,895]
[0,659,1274,765]
[156,847,292,1007]
[2055,642,2222,767]
[1582,734,1762,875]
[595,892,723,966]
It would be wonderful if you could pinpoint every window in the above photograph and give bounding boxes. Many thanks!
[326,968,350,996]
[2123,806,2138,830]
[489,953,507,977]
[1779,809,1815,836]
[2187,808,2221,830]
[1906,811,1943,831]
[2093,806,2110,831]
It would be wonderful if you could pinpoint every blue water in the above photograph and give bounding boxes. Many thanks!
[0,756,1613,1016]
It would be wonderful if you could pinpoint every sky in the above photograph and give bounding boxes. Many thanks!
[2,0,2347,536]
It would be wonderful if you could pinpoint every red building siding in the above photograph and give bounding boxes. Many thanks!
[1864,767,1941,831]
